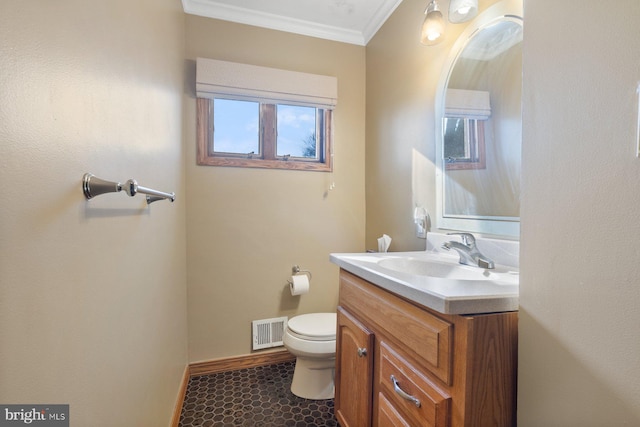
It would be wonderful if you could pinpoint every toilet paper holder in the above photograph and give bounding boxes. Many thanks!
[288,265,312,284]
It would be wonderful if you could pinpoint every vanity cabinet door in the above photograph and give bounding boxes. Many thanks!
[335,306,374,427]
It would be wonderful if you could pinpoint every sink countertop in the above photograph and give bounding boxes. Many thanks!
[330,250,519,315]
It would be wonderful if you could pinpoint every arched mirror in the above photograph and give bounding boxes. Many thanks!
[435,0,522,238]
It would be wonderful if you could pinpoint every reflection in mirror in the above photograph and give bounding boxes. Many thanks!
[443,117,485,170]
[435,0,522,237]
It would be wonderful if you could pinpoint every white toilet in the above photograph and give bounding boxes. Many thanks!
[283,312,337,400]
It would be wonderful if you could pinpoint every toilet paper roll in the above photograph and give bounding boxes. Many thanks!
[290,274,310,296]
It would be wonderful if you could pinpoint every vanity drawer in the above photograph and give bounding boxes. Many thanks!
[339,270,453,384]
[378,393,412,427]
[378,342,450,427]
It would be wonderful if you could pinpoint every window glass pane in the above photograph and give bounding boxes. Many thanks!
[276,105,317,158]
[443,117,467,160]
[213,99,259,154]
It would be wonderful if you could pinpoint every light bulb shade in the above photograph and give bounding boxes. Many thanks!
[421,2,445,45]
[449,0,478,23]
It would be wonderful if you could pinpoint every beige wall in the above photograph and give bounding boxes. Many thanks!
[519,0,640,424]
[0,0,188,425]
[184,17,366,362]
[369,0,640,424]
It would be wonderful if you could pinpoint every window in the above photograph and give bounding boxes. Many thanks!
[195,58,337,171]
[197,98,332,171]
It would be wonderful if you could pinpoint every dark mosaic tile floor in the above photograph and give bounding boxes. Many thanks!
[178,361,337,427]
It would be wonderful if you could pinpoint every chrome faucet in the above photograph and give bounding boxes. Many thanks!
[442,232,495,269]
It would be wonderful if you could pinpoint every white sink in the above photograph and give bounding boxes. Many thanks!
[330,233,519,314]
[377,256,517,284]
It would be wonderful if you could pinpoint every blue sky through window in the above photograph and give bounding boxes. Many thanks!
[276,105,317,158]
[213,99,259,154]
[213,99,317,158]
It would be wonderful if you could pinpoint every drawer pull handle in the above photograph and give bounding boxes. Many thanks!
[391,375,421,408]
[357,347,367,357]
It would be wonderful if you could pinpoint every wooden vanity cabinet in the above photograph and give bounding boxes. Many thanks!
[335,270,518,427]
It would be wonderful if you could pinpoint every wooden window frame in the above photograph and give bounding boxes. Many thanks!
[196,98,333,172]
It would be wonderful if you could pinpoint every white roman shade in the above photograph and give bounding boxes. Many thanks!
[445,89,491,120]
[196,57,338,110]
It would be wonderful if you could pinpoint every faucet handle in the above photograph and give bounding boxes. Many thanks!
[447,232,476,246]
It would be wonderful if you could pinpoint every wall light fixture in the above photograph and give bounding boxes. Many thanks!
[449,0,478,23]
[421,0,446,45]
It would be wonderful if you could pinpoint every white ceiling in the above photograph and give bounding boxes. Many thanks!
[181,0,404,46]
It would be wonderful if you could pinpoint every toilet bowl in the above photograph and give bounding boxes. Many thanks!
[283,312,337,400]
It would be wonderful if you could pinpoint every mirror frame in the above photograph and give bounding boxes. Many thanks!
[434,0,523,238]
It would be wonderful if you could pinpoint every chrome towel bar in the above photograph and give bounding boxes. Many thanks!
[82,173,175,204]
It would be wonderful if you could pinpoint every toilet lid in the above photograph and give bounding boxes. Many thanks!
[287,313,336,340]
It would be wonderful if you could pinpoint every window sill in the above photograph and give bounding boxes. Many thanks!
[196,155,332,172]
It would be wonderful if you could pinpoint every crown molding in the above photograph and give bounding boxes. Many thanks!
[362,0,403,44]
[182,0,402,46]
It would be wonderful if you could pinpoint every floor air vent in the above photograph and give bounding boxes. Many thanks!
[252,316,288,350]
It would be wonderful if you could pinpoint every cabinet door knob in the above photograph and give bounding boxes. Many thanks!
[391,375,421,408]
[357,347,367,357]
